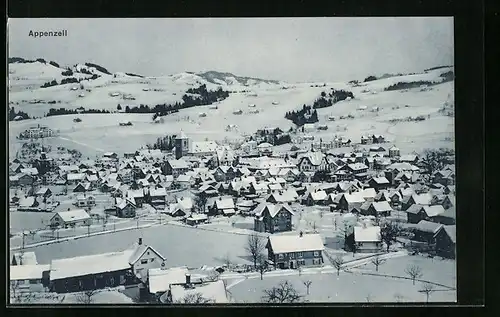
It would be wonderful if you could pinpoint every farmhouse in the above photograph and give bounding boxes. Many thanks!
[254,203,294,233]
[210,197,236,216]
[364,201,393,217]
[10,264,51,293]
[367,177,390,191]
[49,238,166,293]
[149,187,167,207]
[405,204,446,224]
[116,198,137,218]
[402,193,433,211]
[434,225,456,259]
[50,209,91,228]
[337,192,366,212]
[303,190,328,206]
[266,233,324,269]
[353,225,382,253]
[75,194,96,208]
[412,220,444,245]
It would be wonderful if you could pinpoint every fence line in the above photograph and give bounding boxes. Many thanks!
[358,271,456,290]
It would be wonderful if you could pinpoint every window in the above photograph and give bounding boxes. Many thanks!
[109,277,115,285]
[120,275,126,284]
[297,252,303,258]
[289,253,294,259]
[357,242,363,247]
[150,258,155,263]
[29,279,39,285]
[313,251,319,257]
[278,254,284,260]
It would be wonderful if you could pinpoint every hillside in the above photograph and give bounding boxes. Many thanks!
[8,59,454,160]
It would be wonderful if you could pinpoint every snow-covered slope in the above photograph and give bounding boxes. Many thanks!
[8,60,454,160]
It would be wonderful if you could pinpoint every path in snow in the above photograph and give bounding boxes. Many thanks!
[57,136,105,152]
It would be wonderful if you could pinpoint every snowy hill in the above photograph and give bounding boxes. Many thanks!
[8,59,454,160]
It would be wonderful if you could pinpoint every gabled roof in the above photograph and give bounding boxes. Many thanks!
[254,203,294,218]
[150,187,167,197]
[370,201,392,212]
[415,220,444,234]
[168,159,190,169]
[148,266,189,294]
[127,243,166,266]
[343,192,366,204]
[354,226,381,242]
[443,225,456,243]
[423,205,446,217]
[10,264,50,281]
[268,233,324,253]
[309,190,328,201]
[215,198,235,209]
[370,177,390,185]
[55,209,90,222]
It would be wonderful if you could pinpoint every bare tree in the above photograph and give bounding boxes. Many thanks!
[325,252,344,276]
[245,234,266,270]
[75,289,100,304]
[419,283,435,303]
[205,270,220,282]
[261,281,304,303]
[175,292,214,304]
[257,254,267,280]
[370,256,386,272]
[221,252,233,269]
[380,221,401,252]
[405,264,423,285]
[302,280,312,295]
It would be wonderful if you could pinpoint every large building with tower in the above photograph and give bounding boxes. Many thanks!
[174,131,219,159]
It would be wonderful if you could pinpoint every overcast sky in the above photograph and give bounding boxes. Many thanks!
[8,18,454,83]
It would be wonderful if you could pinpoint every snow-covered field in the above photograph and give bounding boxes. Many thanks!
[9,63,454,160]
[22,223,252,268]
[228,261,456,303]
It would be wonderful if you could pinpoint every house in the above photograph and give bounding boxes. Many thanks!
[35,187,52,198]
[147,266,190,301]
[66,173,86,185]
[73,182,91,193]
[367,177,390,191]
[210,197,236,216]
[185,214,208,226]
[430,206,456,225]
[18,196,39,211]
[257,142,274,156]
[254,203,294,233]
[127,189,145,208]
[432,169,455,186]
[176,174,193,189]
[303,190,328,206]
[10,264,51,293]
[372,135,385,144]
[49,238,166,293]
[116,198,137,218]
[18,174,35,186]
[406,204,446,224]
[353,225,382,253]
[266,189,298,204]
[402,193,433,211]
[434,225,456,258]
[75,194,96,208]
[50,209,91,228]
[431,195,454,210]
[11,251,39,266]
[213,166,236,182]
[164,279,228,304]
[149,187,167,207]
[236,200,258,215]
[345,163,369,179]
[297,152,327,173]
[168,197,193,217]
[361,135,373,145]
[266,233,324,269]
[388,146,400,158]
[198,184,218,197]
[365,201,393,217]
[337,192,366,212]
[412,220,444,245]
[249,182,269,196]
[164,159,190,178]
[399,154,419,165]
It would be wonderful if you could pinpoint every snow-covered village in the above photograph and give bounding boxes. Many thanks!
[8,18,456,304]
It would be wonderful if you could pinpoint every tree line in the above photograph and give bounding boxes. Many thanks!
[46,107,110,117]
[9,107,31,121]
[285,105,319,126]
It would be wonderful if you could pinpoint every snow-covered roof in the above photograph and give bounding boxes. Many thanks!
[19,196,35,208]
[176,197,193,210]
[310,190,328,201]
[343,192,366,204]
[148,266,190,293]
[360,188,377,199]
[371,177,390,185]
[20,167,39,176]
[255,203,294,218]
[299,151,324,166]
[13,251,38,265]
[354,226,381,242]
[215,198,235,210]
[415,220,444,234]
[443,225,456,243]
[150,187,167,197]
[423,205,446,217]
[412,193,433,205]
[55,209,90,223]
[187,214,208,221]
[168,159,189,169]
[169,280,228,303]
[348,163,368,171]
[268,233,324,254]
[370,201,392,212]
[176,174,192,182]
[67,173,85,181]
[50,250,135,281]
[10,264,50,281]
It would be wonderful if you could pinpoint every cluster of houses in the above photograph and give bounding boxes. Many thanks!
[18,125,56,139]
[10,132,456,268]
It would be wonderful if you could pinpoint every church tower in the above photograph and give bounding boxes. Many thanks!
[175,131,190,159]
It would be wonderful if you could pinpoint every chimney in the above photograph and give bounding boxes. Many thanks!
[185,273,191,285]
[299,231,303,237]
[138,237,143,245]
